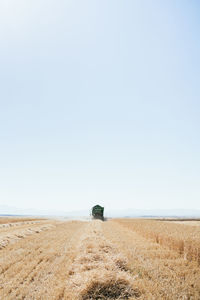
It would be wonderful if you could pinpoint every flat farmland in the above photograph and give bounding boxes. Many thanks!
[1,218,200,299]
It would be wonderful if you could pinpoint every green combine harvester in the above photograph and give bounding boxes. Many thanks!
[91,205,104,221]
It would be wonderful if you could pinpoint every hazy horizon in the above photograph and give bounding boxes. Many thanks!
[1,204,200,218]
[1,0,200,212]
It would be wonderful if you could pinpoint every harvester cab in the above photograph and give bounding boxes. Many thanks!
[91,205,104,221]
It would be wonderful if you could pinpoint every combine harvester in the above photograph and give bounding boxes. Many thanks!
[91,205,104,221]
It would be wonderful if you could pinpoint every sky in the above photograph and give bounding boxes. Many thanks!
[0,0,200,212]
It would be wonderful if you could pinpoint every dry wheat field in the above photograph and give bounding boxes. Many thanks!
[0,217,200,299]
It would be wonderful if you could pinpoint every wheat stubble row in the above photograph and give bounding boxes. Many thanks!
[0,220,86,299]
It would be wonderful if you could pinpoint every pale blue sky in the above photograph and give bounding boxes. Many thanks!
[0,0,200,211]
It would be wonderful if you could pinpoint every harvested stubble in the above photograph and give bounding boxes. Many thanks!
[104,220,200,299]
[0,220,84,299]
[114,219,200,264]
[1,218,200,299]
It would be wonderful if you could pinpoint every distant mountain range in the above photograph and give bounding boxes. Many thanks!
[1,205,200,218]
[0,205,90,217]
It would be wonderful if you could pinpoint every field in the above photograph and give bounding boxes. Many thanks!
[1,218,200,299]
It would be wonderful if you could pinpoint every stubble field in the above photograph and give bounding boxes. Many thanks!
[1,217,200,299]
